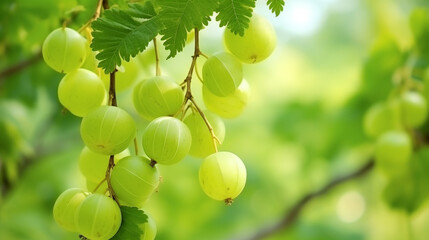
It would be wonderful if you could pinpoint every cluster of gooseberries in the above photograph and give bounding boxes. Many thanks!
[44,13,276,240]
[363,76,428,185]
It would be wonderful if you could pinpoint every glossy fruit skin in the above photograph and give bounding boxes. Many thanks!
[53,188,87,232]
[80,106,136,155]
[111,156,160,207]
[375,131,412,177]
[79,146,130,182]
[203,79,250,118]
[183,111,225,158]
[363,101,402,138]
[199,152,247,201]
[202,52,243,97]
[223,14,276,64]
[400,91,427,128]
[140,212,157,240]
[58,69,106,117]
[133,76,184,120]
[75,193,121,240]
[142,117,192,165]
[42,27,87,73]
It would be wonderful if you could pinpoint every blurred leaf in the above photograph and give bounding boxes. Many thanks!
[360,36,404,103]
[410,8,429,57]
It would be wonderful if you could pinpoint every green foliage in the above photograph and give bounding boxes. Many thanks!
[360,37,404,104]
[410,8,429,57]
[158,0,218,58]
[382,147,429,213]
[111,207,148,240]
[216,0,256,36]
[90,2,162,73]
[267,0,285,16]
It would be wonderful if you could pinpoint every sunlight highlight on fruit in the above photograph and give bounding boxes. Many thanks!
[42,27,87,73]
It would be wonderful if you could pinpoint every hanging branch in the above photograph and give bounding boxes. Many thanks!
[237,158,375,240]
[177,28,220,151]
[0,51,42,82]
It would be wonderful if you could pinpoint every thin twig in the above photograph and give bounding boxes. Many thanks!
[78,0,104,32]
[106,155,119,205]
[108,70,117,106]
[239,159,375,240]
[176,28,220,151]
[0,51,42,82]
[92,178,107,193]
[194,59,204,84]
[190,98,220,151]
[153,38,161,76]
[134,137,139,156]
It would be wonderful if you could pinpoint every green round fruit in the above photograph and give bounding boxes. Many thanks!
[375,131,412,177]
[363,101,402,138]
[400,91,427,128]
[81,42,98,73]
[183,111,225,158]
[199,152,247,202]
[111,156,160,207]
[133,76,184,120]
[203,79,250,118]
[140,212,157,240]
[75,193,121,240]
[53,188,87,232]
[42,27,87,73]
[142,117,192,165]
[223,14,276,64]
[79,146,130,182]
[202,52,243,97]
[80,106,136,155]
[58,69,106,117]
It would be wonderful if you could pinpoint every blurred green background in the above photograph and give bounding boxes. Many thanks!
[2,0,429,239]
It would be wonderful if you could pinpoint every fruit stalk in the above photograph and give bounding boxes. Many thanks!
[179,28,220,152]
[153,38,161,76]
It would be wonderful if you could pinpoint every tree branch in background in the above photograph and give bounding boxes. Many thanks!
[240,158,375,240]
[0,51,42,82]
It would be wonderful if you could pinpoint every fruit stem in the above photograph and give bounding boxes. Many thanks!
[153,38,162,76]
[108,69,118,107]
[92,177,107,193]
[177,28,220,151]
[106,155,119,205]
[190,98,220,152]
[134,137,139,156]
[224,198,233,206]
[78,0,104,33]
[194,59,204,84]
[150,159,157,168]
[79,234,89,240]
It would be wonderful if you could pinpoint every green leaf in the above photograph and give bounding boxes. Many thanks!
[91,2,162,73]
[111,206,148,240]
[158,0,219,58]
[127,2,157,19]
[216,0,256,36]
[266,0,285,16]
